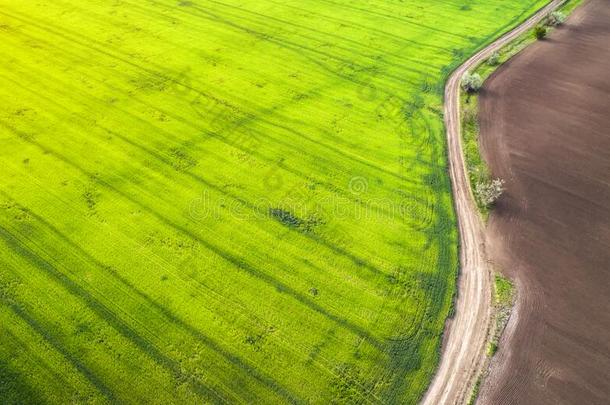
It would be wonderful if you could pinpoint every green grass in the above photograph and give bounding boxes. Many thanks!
[487,341,498,356]
[467,376,482,405]
[468,274,514,404]
[485,273,514,357]
[494,274,515,307]
[460,93,490,215]
[0,0,547,403]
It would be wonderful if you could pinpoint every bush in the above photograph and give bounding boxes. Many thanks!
[487,342,498,356]
[534,25,547,40]
[475,178,505,207]
[461,72,482,93]
[487,51,500,66]
[547,11,566,26]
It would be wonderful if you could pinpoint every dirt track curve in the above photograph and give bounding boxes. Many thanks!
[421,1,564,403]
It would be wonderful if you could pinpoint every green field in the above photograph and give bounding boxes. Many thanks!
[0,0,545,403]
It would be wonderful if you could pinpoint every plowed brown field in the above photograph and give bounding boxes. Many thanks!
[478,0,610,403]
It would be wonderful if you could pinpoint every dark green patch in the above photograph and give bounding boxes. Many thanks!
[269,208,323,233]
[487,342,498,356]
[168,148,197,172]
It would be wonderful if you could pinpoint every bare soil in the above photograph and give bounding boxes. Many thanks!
[478,1,610,403]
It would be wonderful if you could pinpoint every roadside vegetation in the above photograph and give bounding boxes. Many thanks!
[463,2,582,404]
[488,274,515,357]
[0,0,555,403]
[534,24,549,39]
[467,273,514,405]
[460,0,581,216]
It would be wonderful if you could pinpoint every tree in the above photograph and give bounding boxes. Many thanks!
[547,11,566,26]
[534,25,547,40]
[475,178,505,207]
[487,51,500,66]
[461,72,482,93]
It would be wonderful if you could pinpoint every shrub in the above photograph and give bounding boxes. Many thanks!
[461,72,482,93]
[547,11,566,26]
[487,51,500,66]
[475,178,505,207]
[534,25,547,40]
[487,342,498,356]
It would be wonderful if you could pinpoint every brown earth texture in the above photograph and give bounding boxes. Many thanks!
[477,0,610,403]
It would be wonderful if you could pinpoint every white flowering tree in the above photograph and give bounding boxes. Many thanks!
[475,178,505,208]
[461,72,483,93]
[547,11,566,26]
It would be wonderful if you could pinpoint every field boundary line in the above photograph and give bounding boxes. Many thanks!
[421,1,564,403]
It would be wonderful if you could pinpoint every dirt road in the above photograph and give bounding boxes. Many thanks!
[477,0,610,403]
[421,1,564,403]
